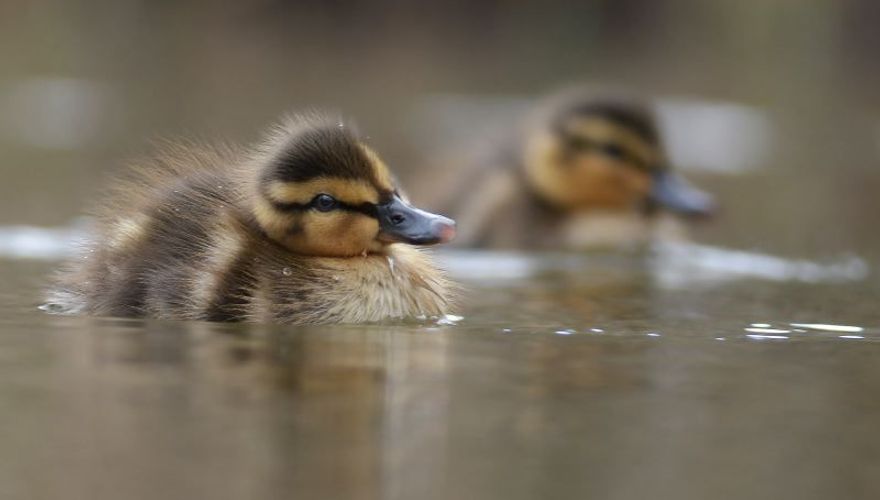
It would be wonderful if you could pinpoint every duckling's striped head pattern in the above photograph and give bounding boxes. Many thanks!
[524,96,663,211]
[252,115,454,257]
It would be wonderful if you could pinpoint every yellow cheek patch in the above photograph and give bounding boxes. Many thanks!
[253,197,298,236]
[359,144,395,192]
[290,211,380,257]
[525,126,654,210]
[266,178,380,205]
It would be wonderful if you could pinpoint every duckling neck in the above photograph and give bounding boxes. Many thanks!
[294,244,452,323]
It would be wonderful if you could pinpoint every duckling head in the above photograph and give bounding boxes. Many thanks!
[250,115,456,257]
[523,96,715,217]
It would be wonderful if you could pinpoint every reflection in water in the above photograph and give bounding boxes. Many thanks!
[744,327,791,334]
[0,313,634,499]
[790,323,864,333]
[746,333,789,340]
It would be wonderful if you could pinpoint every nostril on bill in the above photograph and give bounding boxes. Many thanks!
[391,213,406,225]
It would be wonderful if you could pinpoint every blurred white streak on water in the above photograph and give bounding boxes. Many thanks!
[434,249,538,281]
[746,334,789,341]
[745,327,791,334]
[653,242,869,289]
[0,223,88,260]
[789,323,864,333]
[438,244,868,288]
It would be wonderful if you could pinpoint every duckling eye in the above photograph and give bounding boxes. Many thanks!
[312,194,338,212]
[599,143,626,161]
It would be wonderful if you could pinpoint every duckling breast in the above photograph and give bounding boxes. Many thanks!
[262,244,453,324]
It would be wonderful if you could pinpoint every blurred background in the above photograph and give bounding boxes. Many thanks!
[1,0,879,260]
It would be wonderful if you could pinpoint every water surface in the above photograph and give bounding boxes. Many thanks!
[2,248,879,500]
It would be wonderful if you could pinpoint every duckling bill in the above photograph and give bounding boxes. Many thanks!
[47,114,457,324]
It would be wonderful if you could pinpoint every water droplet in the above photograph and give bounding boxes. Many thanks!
[39,303,64,313]
[589,328,604,333]
[501,328,512,333]
[839,335,865,340]
[281,267,292,276]
[332,275,341,282]
[750,323,772,328]
[386,256,396,276]
[436,314,463,326]
[645,332,661,337]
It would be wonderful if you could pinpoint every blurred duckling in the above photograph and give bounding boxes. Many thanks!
[48,114,457,324]
[443,91,715,250]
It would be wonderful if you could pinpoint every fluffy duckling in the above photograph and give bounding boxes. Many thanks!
[48,114,457,324]
[443,91,715,250]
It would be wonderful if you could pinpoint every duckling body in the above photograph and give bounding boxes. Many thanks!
[49,115,456,324]
[441,91,713,251]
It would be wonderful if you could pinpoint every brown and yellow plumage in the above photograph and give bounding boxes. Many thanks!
[440,90,715,250]
[48,114,457,324]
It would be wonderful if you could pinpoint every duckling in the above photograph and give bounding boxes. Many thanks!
[47,113,457,324]
[441,90,715,250]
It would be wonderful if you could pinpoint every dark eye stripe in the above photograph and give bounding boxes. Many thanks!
[269,200,308,212]
[562,135,653,172]
[341,201,379,218]
[270,199,378,218]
